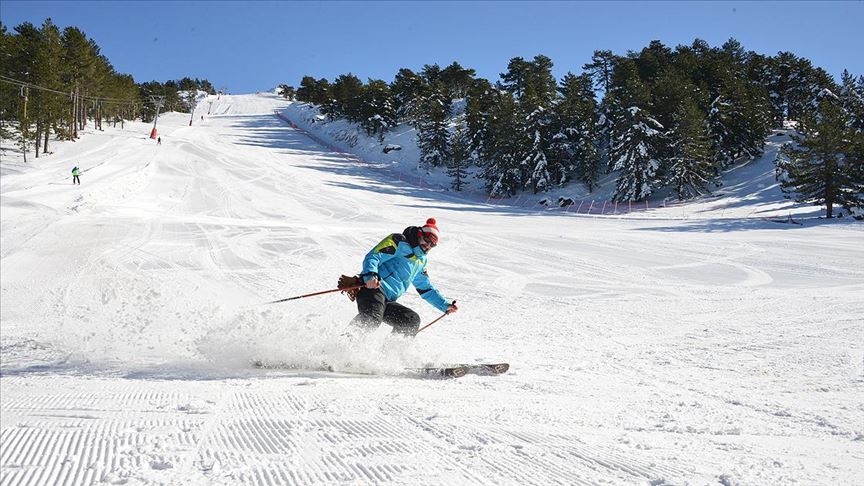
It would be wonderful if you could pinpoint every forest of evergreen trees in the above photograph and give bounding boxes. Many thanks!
[0,19,216,161]
[290,39,863,216]
[1,18,860,217]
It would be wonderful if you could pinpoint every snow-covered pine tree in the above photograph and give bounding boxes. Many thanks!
[481,90,521,196]
[778,91,864,218]
[416,82,451,169]
[609,104,665,201]
[465,79,495,167]
[706,79,769,171]
[501,55,557,193]
[519,87,552,193]
[277,84,295,100]
[526,115,551,193]
[765,52,834,125]
[607,59,664,202]
[667,98,714,200]
[447,122,470,191]
[390,68,426,125]
[322,73,363,122]
[839,69,864,133]
[549,73,600,191]
[360,79,396,143]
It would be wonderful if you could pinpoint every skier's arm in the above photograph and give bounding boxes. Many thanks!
[360,234,399,282]
[412,267,451,313]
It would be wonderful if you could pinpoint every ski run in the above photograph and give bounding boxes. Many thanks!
[1,93,862,485]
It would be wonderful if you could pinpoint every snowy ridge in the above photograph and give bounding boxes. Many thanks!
[1,93,862,485]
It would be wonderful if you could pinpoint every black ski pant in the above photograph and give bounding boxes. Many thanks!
[72,175,80,185]
[350,287,420,336]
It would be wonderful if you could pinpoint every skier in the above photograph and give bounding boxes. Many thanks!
[344,218,457,336]
[157,136,162,145]
[71,166,81,185]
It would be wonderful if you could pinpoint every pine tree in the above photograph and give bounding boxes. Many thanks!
[582,50,616,93]
[277,84,296,100]
[440,62,476,99]
[464,78,495,167]
[0,20,139,149]
[526,114,551,193]
[421,64,443,85]
[667,98,714,200]
[296,76,330,105]
[779,93,864,218]
[447,122,470,191]
[416,82,451,169]
[9,22,40,158]
[706,76,770,170]
[500,55,557,193]
[322,73,364,122]
[765,52,832,124]
[608,59,664,201]
[482,90,521,196]
[519,85,553,193]
[0,22,14,141]
[839,69,864,133]
[549,73,600,191]
[359,79,396,143]
[391,68,426,124]
[634,40,674,86]
[583,50,618,172]
[30,20,63,156]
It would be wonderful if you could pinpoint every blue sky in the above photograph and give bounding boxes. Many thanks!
[2,1,862,93]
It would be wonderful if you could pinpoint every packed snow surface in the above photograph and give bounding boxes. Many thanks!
[1,93,863,485]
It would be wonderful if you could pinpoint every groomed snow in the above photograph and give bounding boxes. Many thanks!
[1,93,862,485]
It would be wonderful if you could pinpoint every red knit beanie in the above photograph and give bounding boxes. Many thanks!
[420,218,440,244]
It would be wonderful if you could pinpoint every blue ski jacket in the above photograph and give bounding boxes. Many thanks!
[359,226,450,312]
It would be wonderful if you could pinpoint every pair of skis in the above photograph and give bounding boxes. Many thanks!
[253,360,509,379]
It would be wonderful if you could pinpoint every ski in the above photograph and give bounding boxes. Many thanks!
[459,362,510,375]
[409,366,469,378]
[254,360,508,379]
[252,360,335,372]
[409,363,509,378]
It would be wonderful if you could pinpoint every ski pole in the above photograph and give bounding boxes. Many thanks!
[264,284,364,305]
[417,300,456,333]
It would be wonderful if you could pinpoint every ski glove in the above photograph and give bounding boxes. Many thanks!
[337,275,363,302]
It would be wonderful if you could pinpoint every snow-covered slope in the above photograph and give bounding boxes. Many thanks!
[281,102,840,221]
[1,94,862,485]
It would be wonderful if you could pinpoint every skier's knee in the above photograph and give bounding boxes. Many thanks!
[392,323,419,337]
[351,313,381,330]
[391,314,420,336]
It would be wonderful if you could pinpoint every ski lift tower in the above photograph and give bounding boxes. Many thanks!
[148,95,165,139]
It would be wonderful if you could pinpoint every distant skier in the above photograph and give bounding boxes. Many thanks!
[71,166,81,185]
[157,136,162,145]
[342,218,457,336]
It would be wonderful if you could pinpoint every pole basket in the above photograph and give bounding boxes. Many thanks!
[150,127,158,139]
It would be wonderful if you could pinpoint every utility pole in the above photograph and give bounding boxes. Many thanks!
[148,95,165,139]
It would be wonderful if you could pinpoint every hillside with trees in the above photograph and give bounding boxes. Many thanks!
[0,19,217,159]
[287,39,863,217]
